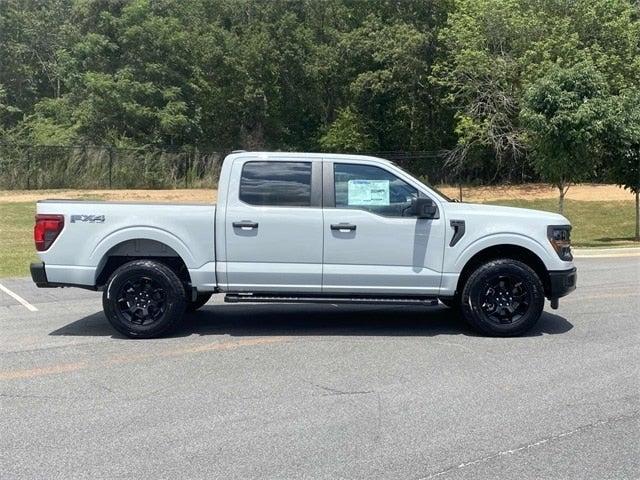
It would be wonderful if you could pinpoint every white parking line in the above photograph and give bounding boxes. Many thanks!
[0,283,38,312]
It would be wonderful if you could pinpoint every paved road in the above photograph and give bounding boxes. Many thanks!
[1,256,638,479]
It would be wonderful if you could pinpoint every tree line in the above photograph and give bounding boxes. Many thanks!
[0,0,638,216]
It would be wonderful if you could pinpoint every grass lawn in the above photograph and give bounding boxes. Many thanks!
[485,199,638,248]
[0,202,37,278]
[0,198,637,278]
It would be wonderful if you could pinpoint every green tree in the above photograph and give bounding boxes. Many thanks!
[520,61,609,214]
[0,0,74,132]
[338,13,445,151]
[435,0,527,176]
[319,107,375,152]
[436,0,639,180]
[602,90,640,240]
[0,0,638,197]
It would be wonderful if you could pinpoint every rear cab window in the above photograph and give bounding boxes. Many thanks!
[239,161,312,207]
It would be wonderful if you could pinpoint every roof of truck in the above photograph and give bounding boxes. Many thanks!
[225,151,394,165]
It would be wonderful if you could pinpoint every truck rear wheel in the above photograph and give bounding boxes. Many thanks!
[103,260,186,338]
[460,259,544,336]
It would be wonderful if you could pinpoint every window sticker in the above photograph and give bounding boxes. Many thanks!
[347,179,390,206]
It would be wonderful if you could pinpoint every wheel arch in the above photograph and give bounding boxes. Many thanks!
[90,226,196,265]
[95,238,191,288]
[455,244,551,298]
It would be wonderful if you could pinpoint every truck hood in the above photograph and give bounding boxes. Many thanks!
[442,201,569,225]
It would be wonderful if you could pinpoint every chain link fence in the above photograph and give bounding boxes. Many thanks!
[0,144,464,190]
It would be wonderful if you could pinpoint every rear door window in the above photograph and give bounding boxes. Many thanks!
[240,161,312,207]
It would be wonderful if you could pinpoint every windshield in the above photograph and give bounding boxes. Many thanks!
[389,161,454,202]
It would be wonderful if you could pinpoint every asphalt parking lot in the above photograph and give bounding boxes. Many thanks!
[1,255,639,479]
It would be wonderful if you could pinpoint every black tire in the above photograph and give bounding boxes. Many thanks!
[460,259,544,336]
[187,292,213,312]
[103,259,186,338]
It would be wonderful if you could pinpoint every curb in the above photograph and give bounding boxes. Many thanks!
[573,247,640,258]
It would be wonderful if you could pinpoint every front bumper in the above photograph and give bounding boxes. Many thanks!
[547,267,577,299]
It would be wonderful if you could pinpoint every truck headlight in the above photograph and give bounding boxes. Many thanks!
[547,225,572,261]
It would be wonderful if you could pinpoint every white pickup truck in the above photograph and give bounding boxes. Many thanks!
[31,152,576,338]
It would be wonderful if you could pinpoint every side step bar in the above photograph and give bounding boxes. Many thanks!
[224,293,439,306]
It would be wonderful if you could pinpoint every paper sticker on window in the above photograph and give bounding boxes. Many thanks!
[347,179,390,206]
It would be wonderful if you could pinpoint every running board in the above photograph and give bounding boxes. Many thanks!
[224,293,438,306]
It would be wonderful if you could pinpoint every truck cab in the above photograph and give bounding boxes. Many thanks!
[31,152,577,338]
[217,153,446,295]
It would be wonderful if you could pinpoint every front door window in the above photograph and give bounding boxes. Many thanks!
[334,163,419,217]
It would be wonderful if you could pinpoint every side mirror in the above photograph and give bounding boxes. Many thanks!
[411,197,438,219]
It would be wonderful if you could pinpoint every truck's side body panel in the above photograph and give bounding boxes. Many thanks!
[213,154,234,289]
[322,211,445,294]
[223,167,324,291]
[216,155,324,292]
[214,153,449,295]
[321,157,446,295]
[437,203,574,296]
[442,203,570,269]
[36,201,216,289]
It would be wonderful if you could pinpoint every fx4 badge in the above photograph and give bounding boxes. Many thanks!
[71,214,105,223]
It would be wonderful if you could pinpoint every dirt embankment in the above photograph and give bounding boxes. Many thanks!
[0,183,633,204]
[441,184,633,202]
[0,189,218,204]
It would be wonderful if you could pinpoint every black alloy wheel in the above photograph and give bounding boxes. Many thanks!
[103,260,186,338]
[460,259,544,336]
[479,274,531,325]
[116,276,167,326]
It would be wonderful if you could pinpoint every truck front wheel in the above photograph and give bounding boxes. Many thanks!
[103,260,186,338]
[460,259,544,336]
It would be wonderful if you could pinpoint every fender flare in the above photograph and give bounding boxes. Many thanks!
[453,233,552,273]
[89,226,197,268]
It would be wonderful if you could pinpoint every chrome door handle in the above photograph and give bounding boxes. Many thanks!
[233,221,259,230]
[330,223,356,232]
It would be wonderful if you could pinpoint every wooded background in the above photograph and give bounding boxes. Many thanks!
[0,0,638,206]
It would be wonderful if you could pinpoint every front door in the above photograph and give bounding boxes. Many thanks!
[322,161,445,295]
[224,158,323,292]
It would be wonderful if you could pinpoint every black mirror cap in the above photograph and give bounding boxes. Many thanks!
[412,197,439,219]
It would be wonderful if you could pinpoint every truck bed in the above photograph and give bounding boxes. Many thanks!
[36,199,216,289]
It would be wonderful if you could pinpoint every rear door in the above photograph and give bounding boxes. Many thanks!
[322,160,445,295]
[224,157,323,292]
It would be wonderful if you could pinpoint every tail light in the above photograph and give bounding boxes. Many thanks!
[34,214,64,251]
